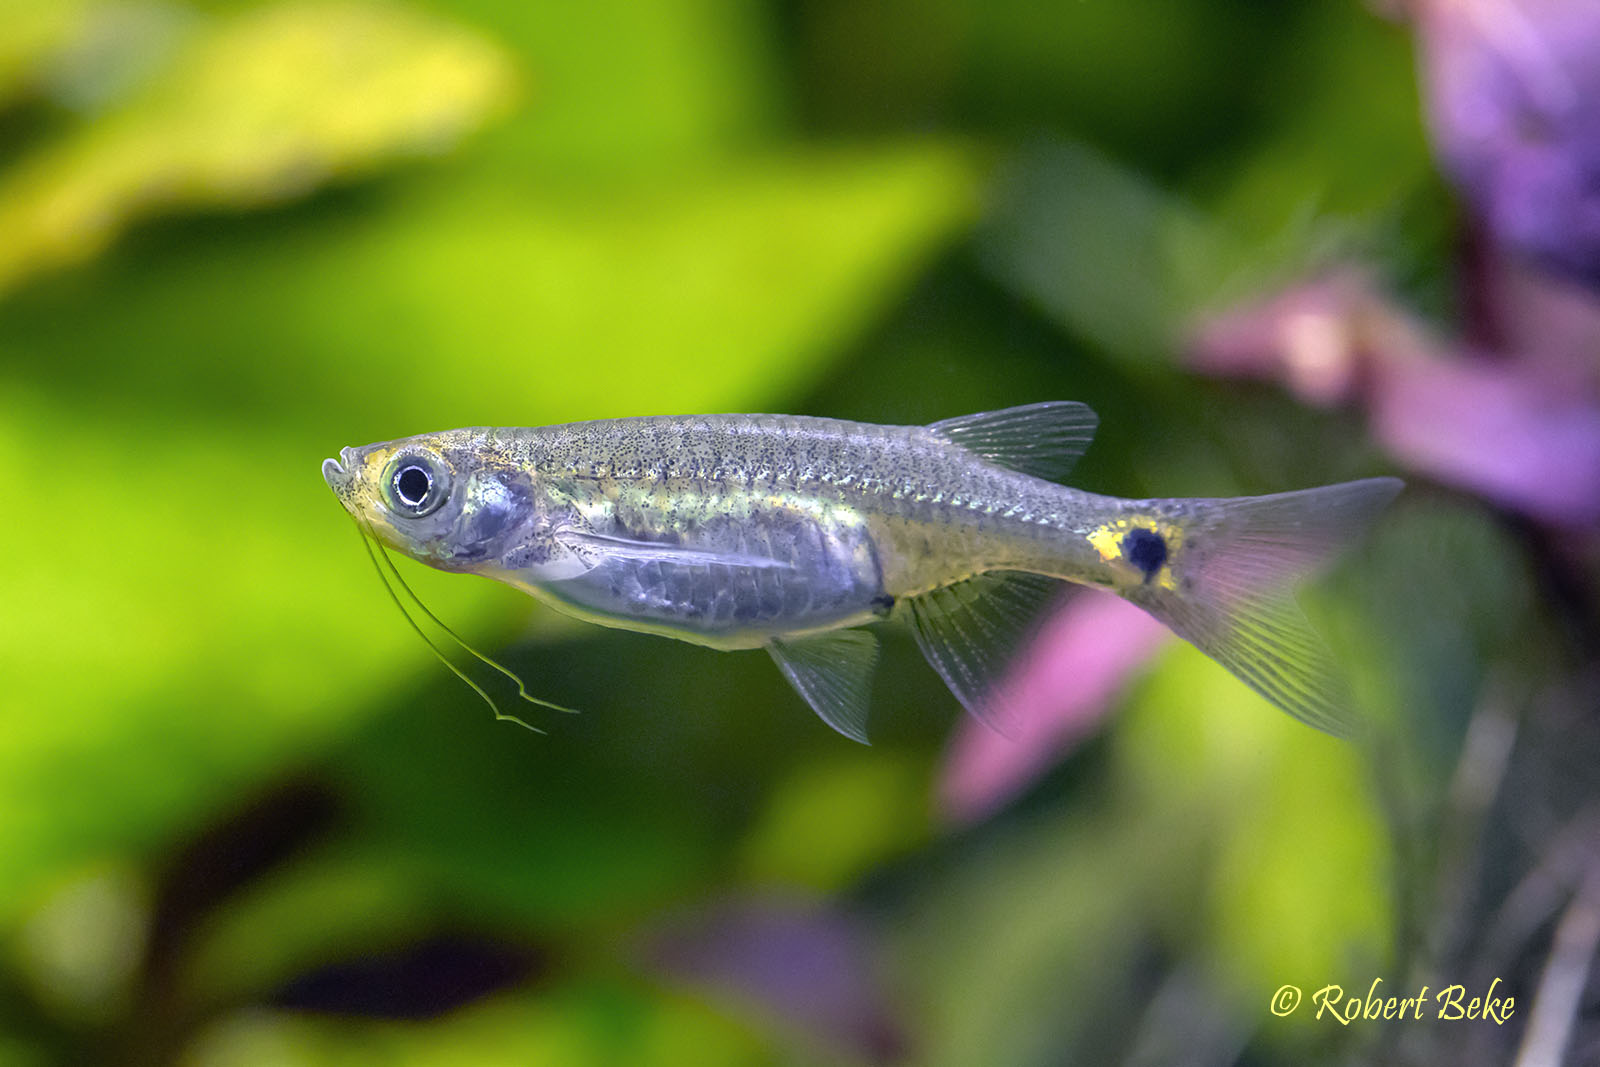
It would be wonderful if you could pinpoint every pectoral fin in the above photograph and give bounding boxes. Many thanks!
[768,629,880,743]
[556,528,795,570]
[903,571,1068,735]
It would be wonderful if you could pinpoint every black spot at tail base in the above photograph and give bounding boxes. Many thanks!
[1122,528,1167,582]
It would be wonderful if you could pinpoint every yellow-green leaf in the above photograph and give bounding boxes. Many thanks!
[0,1,517,295]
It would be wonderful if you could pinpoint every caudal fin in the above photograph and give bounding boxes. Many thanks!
[1122,477,1403,737]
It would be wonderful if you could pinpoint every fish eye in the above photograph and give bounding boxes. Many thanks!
[396,465,430,505]
[382,452,449,518]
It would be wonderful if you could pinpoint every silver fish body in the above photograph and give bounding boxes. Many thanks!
[324,404,1401,740]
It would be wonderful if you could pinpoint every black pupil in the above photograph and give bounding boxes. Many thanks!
[396,465,431,507]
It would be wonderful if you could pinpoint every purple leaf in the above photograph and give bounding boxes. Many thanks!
[1189,272,1600,526]
[1371,353,1600,525]
[1187,271,1379,406]
[642,895,903,1061]
[1415,0,1600,289]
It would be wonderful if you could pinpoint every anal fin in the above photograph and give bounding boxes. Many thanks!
[1137,586,1358,737]
[904,571,1068,735]
[769,629,880,744]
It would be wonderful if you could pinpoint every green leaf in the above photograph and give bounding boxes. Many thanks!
[180,849,432,1008]
[738,752,930,892]
[980,141,1235,369]
[0,1,518,295]
[180,981,774,1066]
[0,0,95,104]
[440,0,782,172]
[1117,644,1391,1002]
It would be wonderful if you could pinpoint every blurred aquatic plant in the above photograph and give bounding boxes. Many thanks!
[904,650,1393,1066]
[644,894,901,1061]
[1189,269,1600,526]
[0,0,99,101]
[0,0,192,112]
[0,0,519,296]
[978,141,1234,372]
[13,864,149,1025]
[939,590,1168,825]
[940,18,1600,1056]
[0,0,979,1058]
[178,981,777,1067]
[1410,0,1600,289]
[2,1,1594,1063]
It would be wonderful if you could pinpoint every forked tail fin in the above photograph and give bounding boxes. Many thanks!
[1120,477,1403,737]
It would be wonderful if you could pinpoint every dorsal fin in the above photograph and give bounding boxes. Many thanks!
[927,402,1098,483]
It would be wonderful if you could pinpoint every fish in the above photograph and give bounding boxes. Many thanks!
[322,403,1402,741]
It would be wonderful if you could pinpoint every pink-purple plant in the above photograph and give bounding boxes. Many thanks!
[939,590,1169,825]
[1189,267,1600,527]
[1414,0,1600,288]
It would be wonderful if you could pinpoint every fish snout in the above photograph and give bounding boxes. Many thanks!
[322,448,356,493]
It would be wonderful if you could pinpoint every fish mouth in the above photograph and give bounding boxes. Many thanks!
[322,447,356,492]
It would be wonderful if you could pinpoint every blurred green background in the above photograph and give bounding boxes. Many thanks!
[2,1,1591,1065]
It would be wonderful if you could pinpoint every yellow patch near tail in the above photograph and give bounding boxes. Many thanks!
[1086,517,1185,591]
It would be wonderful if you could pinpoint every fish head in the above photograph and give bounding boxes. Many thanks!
[322,429,536,572]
